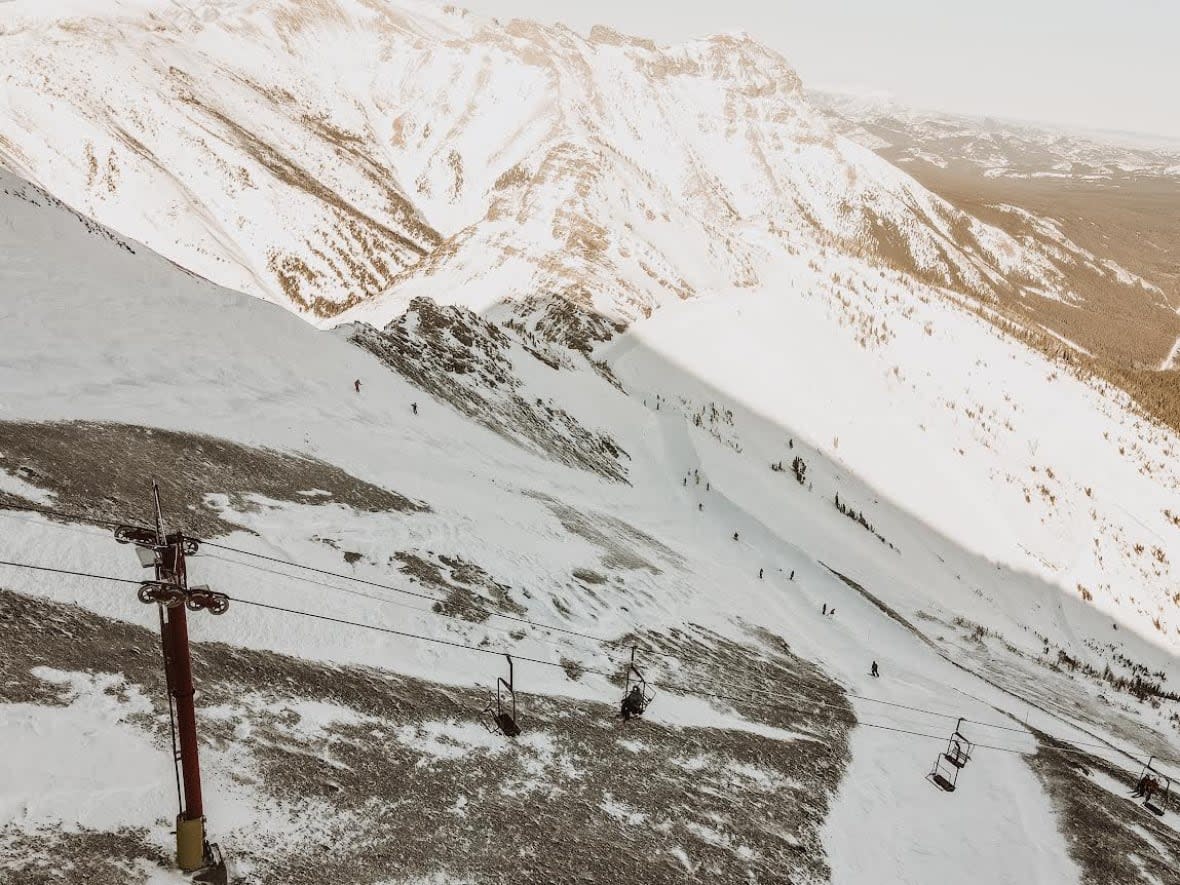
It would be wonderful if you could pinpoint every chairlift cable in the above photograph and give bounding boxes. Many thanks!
[0,511,1155,758]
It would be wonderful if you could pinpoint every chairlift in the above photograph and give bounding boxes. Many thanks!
[187,585,230,615]
[619,645,654,721]
[943,719,973,769]
[1133,756,1171,817]
[928,718,974,793]
[116,525,200,556]
[482,654,521,737]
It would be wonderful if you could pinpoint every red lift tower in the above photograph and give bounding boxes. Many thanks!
[115,482,228,884]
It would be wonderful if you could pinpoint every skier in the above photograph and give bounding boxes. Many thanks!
[759,568,764,579]
[732,532,739,541]
[789,570,795,581]
[354,379,361,394]
[620,685,645,721]
[698,503,703,511]
[822,603,827,616]
[871,661,879,678]
[706,482,710,491]
[829,608,836,617]
[411,402,418,415]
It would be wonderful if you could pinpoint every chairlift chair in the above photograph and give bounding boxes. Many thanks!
[620,646,655,721]
[943,719,974,769]
[1134,756,1171,817]
[483,654,521,737]
[928,719,973,793]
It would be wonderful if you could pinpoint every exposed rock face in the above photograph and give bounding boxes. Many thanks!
[349,297,629,482]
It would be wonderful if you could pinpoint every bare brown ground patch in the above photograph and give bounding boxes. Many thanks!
[0,420,425,537]
[1030,731,1180,884]
[0,827,167,885]
[393,551,527,622]
[0,588,851,885]
[527,491,684,576]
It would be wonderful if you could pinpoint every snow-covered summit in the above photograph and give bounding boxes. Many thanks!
[1,0,1092,324]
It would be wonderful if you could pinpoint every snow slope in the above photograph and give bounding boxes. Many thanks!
[3,140,1180,882]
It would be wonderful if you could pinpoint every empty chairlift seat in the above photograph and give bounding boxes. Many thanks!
[928,719,974,793]
[483,654,522,738]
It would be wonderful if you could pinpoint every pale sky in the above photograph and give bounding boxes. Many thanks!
[456,0,1180,140]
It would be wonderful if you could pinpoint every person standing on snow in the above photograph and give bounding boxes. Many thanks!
[354,379,361,394]
[871,661,879,678]
[411,402,418,415]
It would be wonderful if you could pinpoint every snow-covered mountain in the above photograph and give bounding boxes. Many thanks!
[813,91,1180,182]
[813,89,1180,401]
[0,0,1130,326]
[4,143,1180,883]
[4,3,1180,883]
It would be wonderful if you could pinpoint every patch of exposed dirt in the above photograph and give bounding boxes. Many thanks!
[0,827,167,885]
[0,587,852,885]
[0,420,426,537]
[529,492,684,576]
[350,297,629,482]
[1030,730,1180,884]
[393,551,526,622]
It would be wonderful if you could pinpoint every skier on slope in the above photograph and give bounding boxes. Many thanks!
[354,379,361,393]
[871,661,879,678]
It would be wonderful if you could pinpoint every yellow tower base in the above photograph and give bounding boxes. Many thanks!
[176,815,206,872]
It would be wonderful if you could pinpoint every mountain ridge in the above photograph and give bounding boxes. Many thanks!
[1,0,1136,332]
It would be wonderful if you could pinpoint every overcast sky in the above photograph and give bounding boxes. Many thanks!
[456,0,1180,140]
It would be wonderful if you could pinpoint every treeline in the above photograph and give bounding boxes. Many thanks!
[834,493,895,549]
[1056,649,1180,704]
